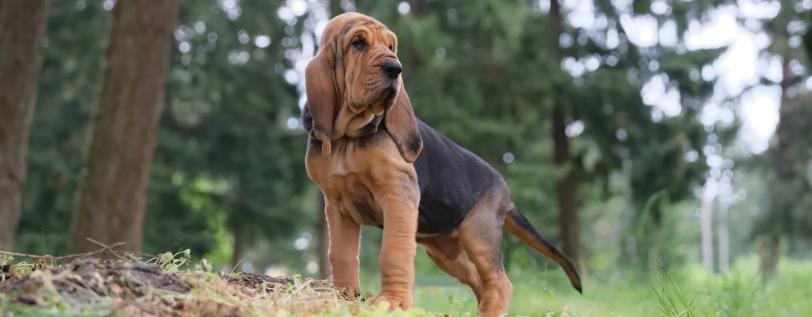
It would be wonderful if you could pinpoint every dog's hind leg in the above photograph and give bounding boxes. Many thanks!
[458,197,513,317]
[420,236,483,301]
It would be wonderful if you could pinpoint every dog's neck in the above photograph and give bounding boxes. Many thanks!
[333,105,385,139]
[347,114,384,138]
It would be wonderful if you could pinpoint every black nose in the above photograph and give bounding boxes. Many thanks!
[381,60,402,78]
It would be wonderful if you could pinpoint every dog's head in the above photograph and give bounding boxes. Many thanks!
[304,12,422,163]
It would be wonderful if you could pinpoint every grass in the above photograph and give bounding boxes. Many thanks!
[410,255,812,316]
[2,253,811,316]
[652,258,695,317]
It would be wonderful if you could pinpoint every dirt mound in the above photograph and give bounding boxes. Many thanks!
[1,256,435,316]
[222,272,294,291]
[2,259,192,306]
[0,258,301,317]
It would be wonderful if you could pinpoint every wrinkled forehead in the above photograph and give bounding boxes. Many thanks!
[321,13,395,45]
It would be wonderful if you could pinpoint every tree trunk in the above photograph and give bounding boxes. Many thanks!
[70,0,179,253]
[759,234,780,282]
[231,224,245,270]
[699,180,715,272]
[759,56,792,281]
[717,199,730,273]
[410,0,427,15]
[549,0,580,267]
[0,0,48,250]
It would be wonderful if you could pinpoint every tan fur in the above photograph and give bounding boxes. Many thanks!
[305,13,560,316]
[419,235,483,301]
[304,12,421,310]
[455,187,514,316]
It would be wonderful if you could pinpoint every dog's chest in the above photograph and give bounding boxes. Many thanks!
[319,160,384,226]
[306,136,415,228]
[338,191,382,226]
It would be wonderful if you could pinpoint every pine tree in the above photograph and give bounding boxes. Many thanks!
[750,0,812,281]
[0,0,49,249]
[71,0,180,253]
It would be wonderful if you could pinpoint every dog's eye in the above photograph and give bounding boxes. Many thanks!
[352,38,366,50]
[388,43,394,51]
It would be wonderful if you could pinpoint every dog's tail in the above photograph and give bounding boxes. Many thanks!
[504,209,582,293]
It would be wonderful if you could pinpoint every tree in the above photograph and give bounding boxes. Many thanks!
[155,0,311,268]
[0,0,49,250]
[15,1,110,255]
[15,0,327,267]
[71,0,180,253]
[749,0,812,281]
[564,1,730,269]
[359,0,730,272]
[549,0,581,266]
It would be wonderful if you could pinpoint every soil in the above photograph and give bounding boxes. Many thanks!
[0,258,300,317]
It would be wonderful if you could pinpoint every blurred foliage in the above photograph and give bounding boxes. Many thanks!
[747,0,812,265]
[354,0,733,269]
[18,0,313,268]
[11,0,812,281]
[755,1,812,232]
[754,92,812,238]
[152,0,311,266]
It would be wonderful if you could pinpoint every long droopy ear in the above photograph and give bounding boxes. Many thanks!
[385,84,423,163]
[305,49,337,157]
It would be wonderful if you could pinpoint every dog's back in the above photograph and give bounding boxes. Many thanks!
[412,119,506,234]
[411,119,583,294]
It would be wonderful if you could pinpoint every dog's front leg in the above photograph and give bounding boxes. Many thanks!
[368,180,419,310]
[325,197,361,298]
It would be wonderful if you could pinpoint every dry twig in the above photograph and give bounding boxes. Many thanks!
[0,240,126,264]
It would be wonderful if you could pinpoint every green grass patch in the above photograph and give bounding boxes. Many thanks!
[411,255,812,316]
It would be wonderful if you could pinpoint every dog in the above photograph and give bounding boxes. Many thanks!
[302,12,581,316]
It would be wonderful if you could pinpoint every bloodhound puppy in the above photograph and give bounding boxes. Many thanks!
[303,12,581,316]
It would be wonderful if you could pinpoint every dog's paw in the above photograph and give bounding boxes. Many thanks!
[366,293,412,310]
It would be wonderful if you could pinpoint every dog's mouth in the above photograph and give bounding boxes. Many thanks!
[383,85,398,105]
[378,78,400,106]
[356,114,384,136]
[351,77,399,115]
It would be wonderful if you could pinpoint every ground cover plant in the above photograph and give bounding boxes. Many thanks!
[0,249,432,317]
